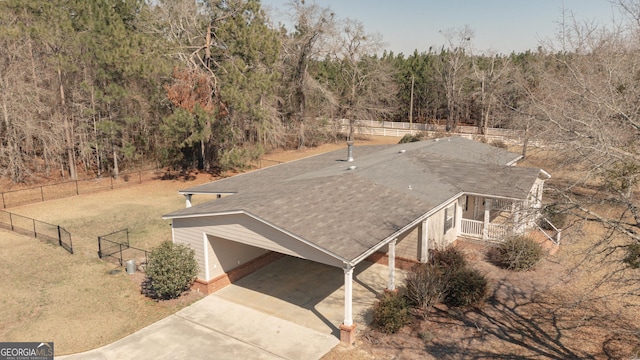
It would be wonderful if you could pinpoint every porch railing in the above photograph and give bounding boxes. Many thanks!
[535,218,562,245]
[460,219,510,241]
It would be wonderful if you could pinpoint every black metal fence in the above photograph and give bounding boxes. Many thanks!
[1,167,163,209]
[97,228,150,269]
[0,210,73,254]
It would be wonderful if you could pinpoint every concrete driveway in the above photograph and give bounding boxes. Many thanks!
[57,257,395,360]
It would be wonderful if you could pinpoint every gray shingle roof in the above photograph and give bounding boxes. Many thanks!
[164,136,546,263]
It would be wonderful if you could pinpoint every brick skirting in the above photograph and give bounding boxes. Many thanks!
[192,251,285,294]
[366,251,418,271]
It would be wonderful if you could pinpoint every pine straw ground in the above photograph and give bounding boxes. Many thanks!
[324,226,640,359]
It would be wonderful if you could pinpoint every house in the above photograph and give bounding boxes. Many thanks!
[162,136,550,343]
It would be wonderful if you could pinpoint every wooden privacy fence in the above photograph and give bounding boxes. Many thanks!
[0,210,73,254]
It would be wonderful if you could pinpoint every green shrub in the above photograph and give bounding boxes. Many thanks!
[495,235,544,271]
[371,291,410,334]
[430,247,468,272]
[398,132,427,143]
[623,243,640,269]
[541,205,567,230]
[144,241,198,300]
[443,268,489,307]
[404,263,446,311]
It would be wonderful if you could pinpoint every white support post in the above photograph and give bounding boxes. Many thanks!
[388,239,396,291]
[418,219,429,263]
[456,200,463,236]
[184,194,192,208]
[483,198,492,240]
[203,233,210,281]
[343,266,354,327]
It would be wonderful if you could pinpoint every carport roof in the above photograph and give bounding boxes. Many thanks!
[164,137,547,265]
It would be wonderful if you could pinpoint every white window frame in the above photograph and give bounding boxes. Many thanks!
[444,203,455,233]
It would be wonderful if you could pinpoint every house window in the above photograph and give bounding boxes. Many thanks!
[444,204,455,233]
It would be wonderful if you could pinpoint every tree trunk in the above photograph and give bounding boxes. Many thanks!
[58,66,77,180]
[112,142,119,179]
[522,122,530,159]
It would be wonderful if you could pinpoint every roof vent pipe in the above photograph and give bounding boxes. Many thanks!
[347,140,354,162]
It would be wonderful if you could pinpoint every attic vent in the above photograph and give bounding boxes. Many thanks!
[399,149,406,153]
[348,165,357,170]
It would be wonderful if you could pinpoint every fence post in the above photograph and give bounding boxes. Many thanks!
[58,226,62,248]
[33,219,36,238]
[1,192,5,208]
[126,228,129,247]
[9,212,13,231]
[98,236,103,258]
[119,243,124,266]
[40,186,44,202]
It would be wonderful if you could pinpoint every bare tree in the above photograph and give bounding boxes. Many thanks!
[328,18,398,142]
[527,1,640,298]
[279,0,337,148]
[438,26,474,132]
[471,53,511,135]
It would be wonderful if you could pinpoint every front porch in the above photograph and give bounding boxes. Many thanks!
[458,195,561,248]
[458,196,533,242]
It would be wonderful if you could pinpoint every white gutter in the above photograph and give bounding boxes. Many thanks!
[506,154,524,166]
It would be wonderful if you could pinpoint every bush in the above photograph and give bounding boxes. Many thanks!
[623,243,640,269]
[404,263,446,311]
[495,235,543,271]
[443,268,489,307]
[491,140,508,149]
[541,205,567,230]
[144,241,198,300]
[398,132,427,143]
[371,291,411,333]
[430,247,467,272]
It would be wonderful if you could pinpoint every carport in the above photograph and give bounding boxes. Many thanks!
[163,207,423,343]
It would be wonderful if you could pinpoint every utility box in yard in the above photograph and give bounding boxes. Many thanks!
[125,259,136,274]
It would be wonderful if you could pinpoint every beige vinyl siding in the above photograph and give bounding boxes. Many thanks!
[172,213,345,276]
[430,200,458,249]
[206,235,268,279]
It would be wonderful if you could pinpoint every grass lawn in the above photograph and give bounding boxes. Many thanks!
[0,177,214,355]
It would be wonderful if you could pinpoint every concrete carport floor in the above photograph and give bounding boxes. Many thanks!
[57,256,398,360]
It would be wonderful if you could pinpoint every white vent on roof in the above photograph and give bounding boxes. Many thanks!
[434,138,439,142]
[399,149,406,153]
[348,165,357,170]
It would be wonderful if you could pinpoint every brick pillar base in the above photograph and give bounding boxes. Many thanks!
[339,323,357,345]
